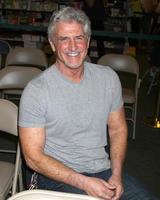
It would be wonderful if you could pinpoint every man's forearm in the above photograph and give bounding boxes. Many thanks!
[107,107,128,178]
[109,128,127,178]
[26,152,86,190]
[19,127,87,190]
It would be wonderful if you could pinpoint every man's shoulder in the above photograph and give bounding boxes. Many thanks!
[27,65,54,88]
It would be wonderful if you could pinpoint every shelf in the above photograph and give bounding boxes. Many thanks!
[93,30,160,41]
[0,22,47,33]
[0,0,59,12]
[1,22,160,41]
[0,8,54,13]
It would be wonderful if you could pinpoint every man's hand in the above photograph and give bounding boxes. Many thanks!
[81,176,116,200]
[108,175,124,200]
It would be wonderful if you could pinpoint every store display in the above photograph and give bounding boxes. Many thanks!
[0,0,59,26]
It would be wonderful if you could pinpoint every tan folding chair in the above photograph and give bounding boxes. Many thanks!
[7,189,101,200]
[0,99,23,200]
[97,53,140,139]
[0,66,42,101]
[6,47,48,70]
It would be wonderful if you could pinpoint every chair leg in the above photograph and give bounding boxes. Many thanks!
[132,105,137,140]
[132,121,136,140]
[12,144,21,195]
[19,169,24,192]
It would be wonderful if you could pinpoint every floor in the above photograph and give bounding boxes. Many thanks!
[123,47,160,199]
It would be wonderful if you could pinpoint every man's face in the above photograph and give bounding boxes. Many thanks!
[49,21,90,69]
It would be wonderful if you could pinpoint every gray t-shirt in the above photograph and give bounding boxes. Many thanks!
[19,62,123,173]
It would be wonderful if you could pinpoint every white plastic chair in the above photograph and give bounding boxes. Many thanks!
[0,99,23,200]
[5,47,48,70]
[7,189,101,200]
[98,53,140,139]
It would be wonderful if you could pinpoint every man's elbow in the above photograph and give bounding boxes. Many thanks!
[22,149,43,173]
[23,153,38,171]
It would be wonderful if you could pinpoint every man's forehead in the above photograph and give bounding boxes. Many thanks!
[54,22,85,35]
[55,20,84,29]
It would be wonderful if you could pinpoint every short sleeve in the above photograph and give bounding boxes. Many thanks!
[18,81,47,128]
[110,70,124,112]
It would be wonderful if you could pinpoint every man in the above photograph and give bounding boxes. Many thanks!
[19,7,158,200]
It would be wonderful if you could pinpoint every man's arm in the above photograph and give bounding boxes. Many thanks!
[19,127,115,199]
[107,106,128,200]
[19,127,84,188]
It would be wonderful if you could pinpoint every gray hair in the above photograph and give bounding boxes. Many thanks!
[48,7,91,40]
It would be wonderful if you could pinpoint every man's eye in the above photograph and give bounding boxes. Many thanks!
[59,37,68,42]
[76,36,85,40]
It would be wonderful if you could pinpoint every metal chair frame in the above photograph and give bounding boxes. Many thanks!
[0,99,23,200]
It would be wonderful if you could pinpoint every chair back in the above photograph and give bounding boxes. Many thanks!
[0,66,42,89]
[97,53,140,92]
[6,47,48,70]
[97,53,139,75]
[0,66,42,100]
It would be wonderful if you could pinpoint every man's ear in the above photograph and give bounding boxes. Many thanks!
[49,39,56,52]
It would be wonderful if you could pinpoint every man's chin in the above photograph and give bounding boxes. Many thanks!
[65,61,83,69]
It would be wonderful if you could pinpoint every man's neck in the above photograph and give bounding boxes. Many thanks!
[55,63,84,83]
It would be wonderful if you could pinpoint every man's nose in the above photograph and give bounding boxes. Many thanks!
[69,39,77,51]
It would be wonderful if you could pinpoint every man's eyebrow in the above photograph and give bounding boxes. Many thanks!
[57,35,86,38]
[55,36,68,40]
